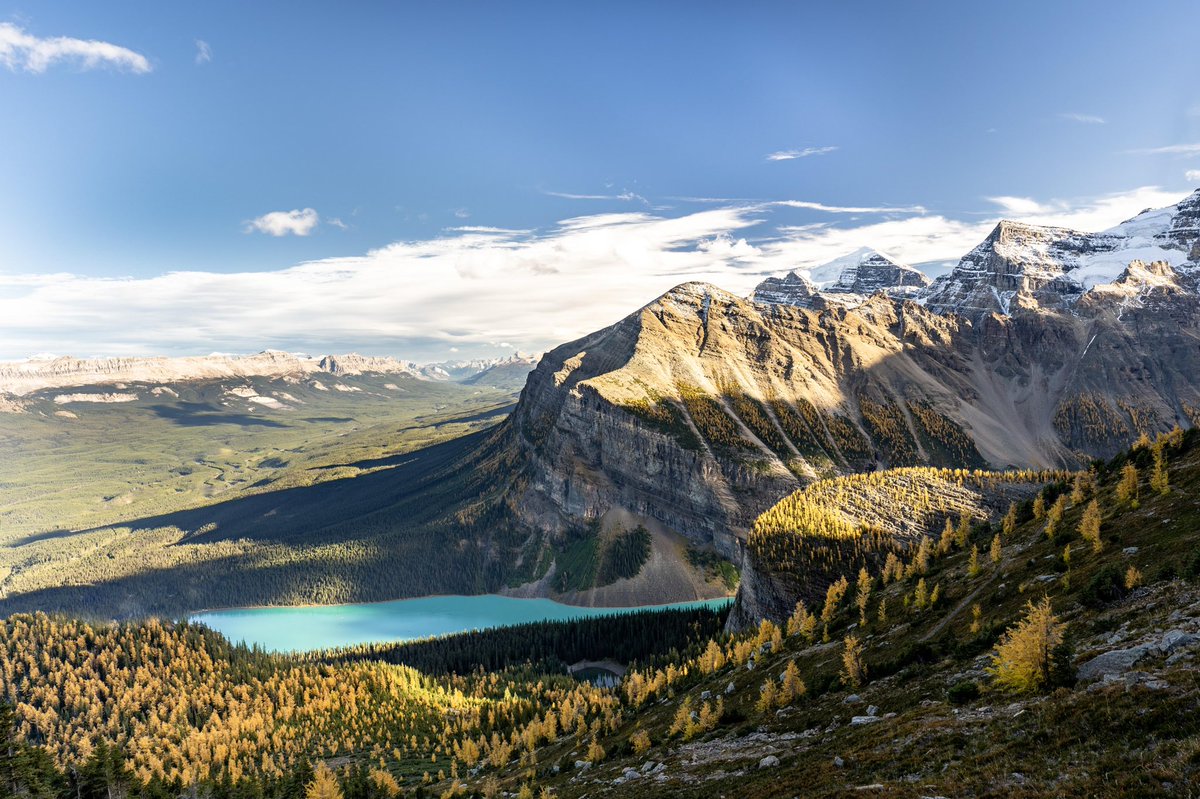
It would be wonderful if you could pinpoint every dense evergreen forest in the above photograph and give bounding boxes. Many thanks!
[317,605,729,675]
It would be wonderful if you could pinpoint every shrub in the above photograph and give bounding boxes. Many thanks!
[1081,565,1127,607]
[947,680,981,705]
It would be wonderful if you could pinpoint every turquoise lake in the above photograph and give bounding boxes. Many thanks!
[192,595,733,653]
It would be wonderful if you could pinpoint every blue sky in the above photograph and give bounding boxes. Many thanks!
[1,1,1199,359]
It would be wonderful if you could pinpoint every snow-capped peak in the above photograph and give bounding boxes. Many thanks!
[751,247,930,309]
[920,189,1200,318]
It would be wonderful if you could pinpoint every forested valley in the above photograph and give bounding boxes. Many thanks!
[6,429,1200,798]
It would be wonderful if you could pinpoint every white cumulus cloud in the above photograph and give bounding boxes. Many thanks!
[0,22,151,74]
[0,186,1191,360]
[247,208,320,237]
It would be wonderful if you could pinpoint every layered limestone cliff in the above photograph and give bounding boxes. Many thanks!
[492,190,1200,616]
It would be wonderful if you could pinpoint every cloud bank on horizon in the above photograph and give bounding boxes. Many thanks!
[0,185,1189,361]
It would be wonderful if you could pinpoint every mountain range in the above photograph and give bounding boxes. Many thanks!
[0,350,539,400]
[489,188,1200,610]
[3,189,1199,621]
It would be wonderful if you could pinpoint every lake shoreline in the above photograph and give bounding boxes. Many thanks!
[188,589,736,617]
[191,594,734,653]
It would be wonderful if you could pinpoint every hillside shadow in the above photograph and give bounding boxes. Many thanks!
[148,402,291,428]
[71,428,496,547]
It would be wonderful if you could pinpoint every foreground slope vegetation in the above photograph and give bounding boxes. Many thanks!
[5,428,1200,797]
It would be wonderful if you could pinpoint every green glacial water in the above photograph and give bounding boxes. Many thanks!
[192,594,733,652]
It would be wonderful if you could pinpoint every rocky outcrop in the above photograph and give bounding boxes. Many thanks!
[921,189,1200,319]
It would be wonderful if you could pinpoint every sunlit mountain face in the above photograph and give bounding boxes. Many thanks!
[3,3,1200,798]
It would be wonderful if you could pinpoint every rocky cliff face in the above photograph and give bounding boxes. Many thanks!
[488,191,1200,616]
[498,276,1200,562]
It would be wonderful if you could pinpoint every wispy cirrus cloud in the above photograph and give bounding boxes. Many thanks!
[246,208,320,237]
[766,146,838,161]
[194,39,211,65]
[773,199,927,214]
[0,22,151,74]
[1059,112,1106,124]
[1,187,1190,360]
[543,189,649,204]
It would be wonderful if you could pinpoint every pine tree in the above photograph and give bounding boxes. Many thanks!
[987,597,1064,694]
[821,576,849,626]
[1002,502,1018,538]
[1032,492,1047,521]
[913,578,928,610]
[855,568,873,626]
[1079,499,1102,553]
[787,602,816,643]
[756,679,779,713]
[990,533,1002,564]
[1151,446,1170,495]
[881,552,902,585]
[1045,494,1067,541]
[586,737,605,764]
[955,514,971,548]
[781,661,806,704]
[370,769,402,798]
[307,763,343,799]
[938,517,955,555]
[1070,473,1089,504]
[841,636,866,689]
[1116,462,1140,507]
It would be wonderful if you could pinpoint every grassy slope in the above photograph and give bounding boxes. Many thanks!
[0,374,523,617]
[474,433,1200,798]
[0,373,513,538]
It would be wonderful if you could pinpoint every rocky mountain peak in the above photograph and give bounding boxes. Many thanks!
[316,353,420,377]
[749,271,821,308]
[920,190,1200,319]
[829,247,930,296]
[750,247,929,310]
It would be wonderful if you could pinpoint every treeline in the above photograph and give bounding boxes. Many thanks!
[315,605,730,675]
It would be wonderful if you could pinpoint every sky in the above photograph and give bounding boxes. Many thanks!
[1,1,1199,361]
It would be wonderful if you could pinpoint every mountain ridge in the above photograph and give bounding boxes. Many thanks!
[0,350,539,398]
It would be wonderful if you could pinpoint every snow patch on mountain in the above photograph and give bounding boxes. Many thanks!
[751,247,929,309]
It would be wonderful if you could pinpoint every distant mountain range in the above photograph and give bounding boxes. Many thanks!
[0,350,539,399]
